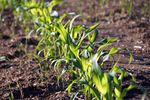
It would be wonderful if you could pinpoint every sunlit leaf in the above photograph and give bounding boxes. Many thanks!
[67,79,78,95]
[85,23,99,33]
[69,15,80,31]
[109,47,118,55]
[114,87,121,98]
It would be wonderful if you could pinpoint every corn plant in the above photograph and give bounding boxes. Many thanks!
[29,0,67,78]
[48,12,136,100]
[66,35,136,100]
[90,53,136,100]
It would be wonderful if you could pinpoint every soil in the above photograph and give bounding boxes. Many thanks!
[0,0,150,100]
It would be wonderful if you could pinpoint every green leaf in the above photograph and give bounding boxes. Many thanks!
[71,56,82,70]
[129,51,133,64]
[56,23,68,43]
[80,80,101,100]
[48,0,62,13]
[87,45,93,52]
[30,9,37,16]
[113,76,119,85]
[107,38,118,43]
[67,79,78,95]
[69,43,82,70]
[72,25,83,39]
[88,29,98,44]
[101,73,109,95]
[85,23,99,33]
[69,44,79,58]
[91,54,110,96]
[81,57,90,75]
[90,29,98,43]
[122,84,137,97]
[114,87,121,98]
[97,43,112,52]
[58,13,67,23]
[109,47,118,55]
[69,15,80,31]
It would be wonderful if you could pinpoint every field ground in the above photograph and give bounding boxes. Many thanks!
[0,0,150,99]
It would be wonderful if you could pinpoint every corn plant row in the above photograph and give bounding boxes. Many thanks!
[99,0,150,16]
[30,0,136,99]
[1,0,136,99]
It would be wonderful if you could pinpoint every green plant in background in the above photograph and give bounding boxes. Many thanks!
[121,0,134,16]
[12,0,42,32]
[99,0,150,17]
[141,1,150,16]
[0,0,7,12]
[99,0,109,7]
[0,0,46,33]
[0,0,14,11]
[29,0,66,79]
[0,0,12,22]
